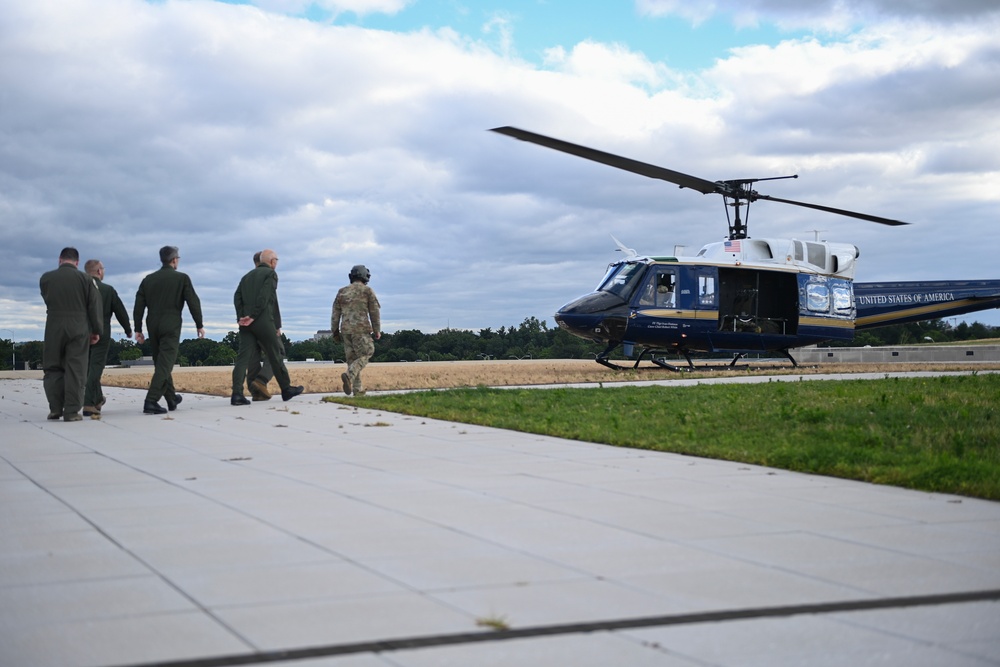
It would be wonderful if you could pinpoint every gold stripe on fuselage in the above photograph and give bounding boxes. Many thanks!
[855,299,981,327]
[633,309,709,319]
[799,316,854,329]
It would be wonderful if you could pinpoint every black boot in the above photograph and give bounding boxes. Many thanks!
[166,394,183,411]
[143,400,167,415]
[281,385,304,401]
[231,393,251,406]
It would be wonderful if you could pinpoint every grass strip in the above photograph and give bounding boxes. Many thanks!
[326,374,1000,500]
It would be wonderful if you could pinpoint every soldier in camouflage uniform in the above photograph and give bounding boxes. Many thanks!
[39,247,103,421]
[134,246,205,415]
[83,259,132,417]
[331,264,381,395]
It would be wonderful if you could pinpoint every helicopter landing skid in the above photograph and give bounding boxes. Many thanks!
[596,346,696,372]
[778,349,799,368]
[717,349,802,371]
[595,346,801,373]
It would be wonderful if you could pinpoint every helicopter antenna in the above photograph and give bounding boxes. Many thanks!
[611,234,637,257]
[490,127,911,237]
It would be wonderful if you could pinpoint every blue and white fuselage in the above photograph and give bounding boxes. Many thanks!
[554,237,1000,360]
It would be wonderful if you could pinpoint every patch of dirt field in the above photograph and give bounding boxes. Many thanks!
[95,359,1000,397]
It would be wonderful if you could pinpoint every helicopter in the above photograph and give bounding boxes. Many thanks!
[491,126,1000,370]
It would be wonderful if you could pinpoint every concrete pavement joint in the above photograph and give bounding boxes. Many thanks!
[0,455,262,655]
[130,588,1000,667]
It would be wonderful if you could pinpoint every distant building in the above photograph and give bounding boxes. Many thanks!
[313,330,333,341]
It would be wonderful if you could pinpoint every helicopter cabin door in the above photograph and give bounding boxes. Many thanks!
[625,266,683,344]
[717,268,799,340]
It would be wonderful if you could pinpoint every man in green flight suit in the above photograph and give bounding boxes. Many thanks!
[83,259,132,417]
[244,250,283,401]
[133,246,205,415]
[39,247,103,421]
[231,248,303,405]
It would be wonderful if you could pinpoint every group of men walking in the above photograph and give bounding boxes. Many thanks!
[39,245,381,421]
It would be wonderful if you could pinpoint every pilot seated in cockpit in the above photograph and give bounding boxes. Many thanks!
[656,279,675,308]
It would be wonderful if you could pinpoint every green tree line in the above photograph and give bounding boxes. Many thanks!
[2,317,999,371]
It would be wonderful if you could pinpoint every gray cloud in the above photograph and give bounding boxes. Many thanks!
[637,0,1000,24]
[3,0,1000,343]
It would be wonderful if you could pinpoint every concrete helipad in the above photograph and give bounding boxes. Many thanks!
[1,375,998,667]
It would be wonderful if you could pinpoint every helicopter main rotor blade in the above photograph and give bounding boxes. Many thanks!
[755,194,910,226]
[492,126,911,228]
[491,126,721,195]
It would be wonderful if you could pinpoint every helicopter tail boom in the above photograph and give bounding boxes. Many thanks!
[854,280,1000,329]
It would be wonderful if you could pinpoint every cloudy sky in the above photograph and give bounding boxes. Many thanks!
[3,0,999,343]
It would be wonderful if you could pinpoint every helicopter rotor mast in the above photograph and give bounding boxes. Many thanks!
[490,126,910,240]
[719,176,799,240]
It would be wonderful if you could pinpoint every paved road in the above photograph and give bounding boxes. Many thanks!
[2,376,999,666]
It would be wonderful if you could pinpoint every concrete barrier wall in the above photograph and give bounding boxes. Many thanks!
[796,345,1000,363]
[121,356,156,367]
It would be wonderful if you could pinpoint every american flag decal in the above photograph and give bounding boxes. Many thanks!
[724,240,742,253]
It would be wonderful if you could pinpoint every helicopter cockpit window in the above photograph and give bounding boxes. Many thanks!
[638,269,677,307]
[595,264,618,292]
[599,262,646,300]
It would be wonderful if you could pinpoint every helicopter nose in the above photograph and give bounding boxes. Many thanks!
[554,291,629,343]
[554,311,604,339]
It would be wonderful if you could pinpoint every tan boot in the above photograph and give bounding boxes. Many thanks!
[250,379,272,401]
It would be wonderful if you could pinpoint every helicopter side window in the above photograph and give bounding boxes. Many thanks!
[639,269,676,307]
[806,282,831,312]
[656,271,676,307]
[832,283,853,313]
[698,275,716,306]
[806,242,827,270]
